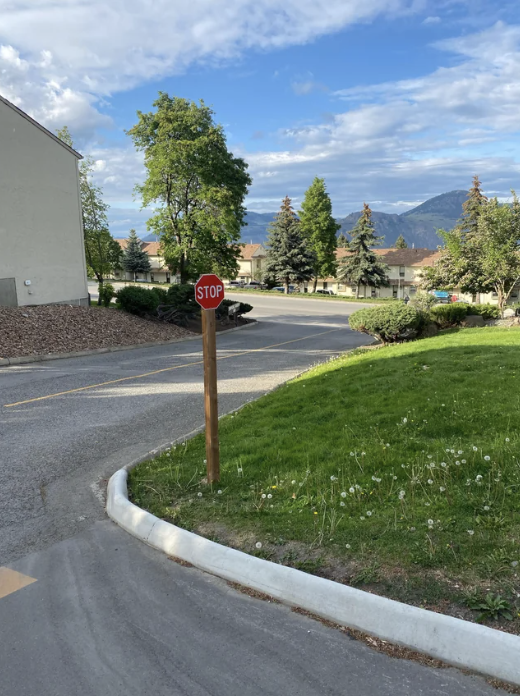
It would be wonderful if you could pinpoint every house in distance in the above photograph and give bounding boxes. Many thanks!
[0,95,88,307]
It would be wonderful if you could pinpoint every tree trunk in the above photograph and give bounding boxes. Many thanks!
[284,278,289,294]
[497,285,505,318]
[97,276,103,306]
[312,277,318,293]
[356,284,360,299]
[180,253,187,285]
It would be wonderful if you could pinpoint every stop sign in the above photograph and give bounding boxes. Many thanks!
[195,274,225,310]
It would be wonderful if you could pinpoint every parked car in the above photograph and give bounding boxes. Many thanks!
[273,285,296,293]
[243,281,265,289]
[315,289,334,296]
[227,280,244,288]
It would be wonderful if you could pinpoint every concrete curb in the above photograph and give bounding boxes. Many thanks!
[0,320,256,367]
[107,469,520,686]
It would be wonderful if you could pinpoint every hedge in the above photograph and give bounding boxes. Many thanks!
[349,304,424,344]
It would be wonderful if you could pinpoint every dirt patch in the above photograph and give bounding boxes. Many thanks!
[0,305,195,358]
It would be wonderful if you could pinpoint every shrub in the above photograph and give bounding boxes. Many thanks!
[152,287,169,304]
[166,284,199,316]
[217,299,253,320]
[98,282,115,307]
[466,303,500,320]
[116,286,161,317]
[430,304,468,328]
[349,304,425,344]
[409,290,436,313]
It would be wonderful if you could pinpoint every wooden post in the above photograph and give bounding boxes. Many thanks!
[202,308,219,483]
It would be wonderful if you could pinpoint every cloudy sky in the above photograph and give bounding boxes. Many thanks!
[1,0,519,237]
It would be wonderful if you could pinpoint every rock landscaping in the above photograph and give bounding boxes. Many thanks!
[0,305,194,359]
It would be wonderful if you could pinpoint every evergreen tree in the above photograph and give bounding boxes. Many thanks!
[57,126,123,303]
[123,229,152,281]
[264,196,316,294]
[394,234,408,249]
[299,177,340,292]
[337,232,348,248]
[337,203,389,298]
[460,175,487,236]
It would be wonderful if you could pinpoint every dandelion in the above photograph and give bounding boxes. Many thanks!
[386,443,390,447]
[410,527,416,532]
[467,530,475,536]
[238,467,243,474]
[428,519,434,525]
[393,476,398,480]
[441,462,447,468]
[462,459,466,464]
[484,505,490,511]
[506,438,510,443]
[476,475,483,482]
[450,449,455,454]
[360,516,365,521]
[455,461,460,466]
[291,480,296,485]
[425,502,431,506]
[428,479,433,485]
[255,542,262,549]
[366,511,373,517]
[217,490,222,495]
[427,455,433,459]
[197,492,203,498]
[458,450,463,455]
[484,455,491,461]
[267,494,273,499]
[473,446,478,452]
[313,511,318,516]
[261,494,266,499]
[398,490,406,500]
[271,485,277,489]
[445,449,450,453]
[346,544,351,549]
[349,487,355,494]
[341,491,347,498]
[402,417,408,424]
[340,502,346,507]
[361,452,366,456]
[330,476,337,482]
[440,486,446,492]
[350,452,355,457]
[512,561,519,568]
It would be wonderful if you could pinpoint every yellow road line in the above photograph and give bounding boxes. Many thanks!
[0,567,37,599]
[4,328,340,408]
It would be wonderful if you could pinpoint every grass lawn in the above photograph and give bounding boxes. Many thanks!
[129,328,520,628]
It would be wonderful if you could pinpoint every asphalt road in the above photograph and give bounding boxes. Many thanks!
[0,294,509,695]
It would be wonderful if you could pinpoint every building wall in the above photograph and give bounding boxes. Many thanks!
[0,100,88,306]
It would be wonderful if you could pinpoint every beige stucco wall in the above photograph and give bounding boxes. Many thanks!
[0,100,88,306]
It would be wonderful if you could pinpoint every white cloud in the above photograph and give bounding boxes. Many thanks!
[423,15,441,24]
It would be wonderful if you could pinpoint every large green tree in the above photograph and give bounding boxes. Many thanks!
[56,127,123,303]
[299,177,340,292]
[127,93,252,283]
[337,203,389,298]
[394,234,408,249]
[123,229,152,281]
[264,197,316,294]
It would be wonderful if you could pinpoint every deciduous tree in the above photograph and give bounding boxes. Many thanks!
[127,93,251,283]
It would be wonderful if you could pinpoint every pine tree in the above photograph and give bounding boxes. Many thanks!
[460,175,487,236]
[394,234,408,249]
[264,196,316,294]
[337,232,348,248]
[337,203,389,298]
[299,177,340,292]
[123,229,152,281]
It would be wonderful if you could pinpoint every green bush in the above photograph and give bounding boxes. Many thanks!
[349,304,425,343]
[98,282,115,307]
[116,286,161,317]
[430,304,468,328]
[166,284,200,316]
[466,303,500,320]
[409,290,437,313]
[152,287,169,304]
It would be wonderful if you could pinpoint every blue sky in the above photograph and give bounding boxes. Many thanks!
[1,0,520,238]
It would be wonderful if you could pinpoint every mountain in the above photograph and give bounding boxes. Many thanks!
[141,190,469,249]
[338,190,468,249]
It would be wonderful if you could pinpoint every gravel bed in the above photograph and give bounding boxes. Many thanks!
[0,305,195,358]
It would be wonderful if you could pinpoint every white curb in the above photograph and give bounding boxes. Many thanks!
[107,467,520,686]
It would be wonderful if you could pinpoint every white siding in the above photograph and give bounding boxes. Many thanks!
[0,99,88,306]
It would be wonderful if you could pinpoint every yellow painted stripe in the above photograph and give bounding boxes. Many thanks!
[0,567,37,599]
[4,328,340,408]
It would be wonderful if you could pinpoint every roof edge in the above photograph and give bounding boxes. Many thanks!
[0,94,83,160]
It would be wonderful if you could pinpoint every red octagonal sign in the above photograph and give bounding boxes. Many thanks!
[195,274,225,310]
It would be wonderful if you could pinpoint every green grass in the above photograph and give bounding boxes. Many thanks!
[129,328,520,625]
